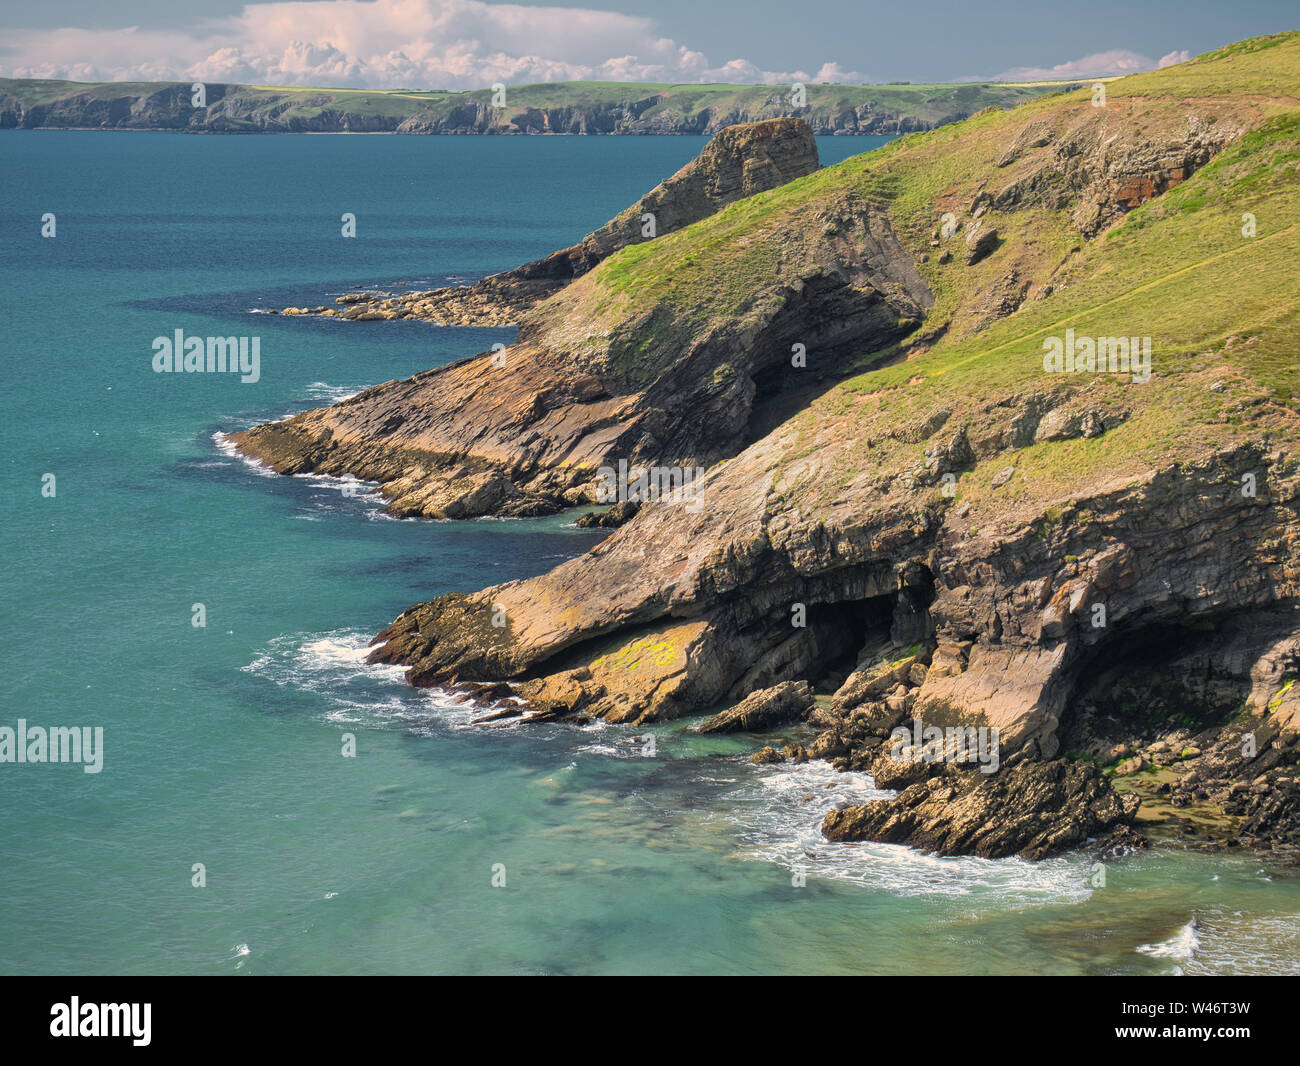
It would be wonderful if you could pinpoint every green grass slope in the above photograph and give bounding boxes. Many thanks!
[561,31,1300,518]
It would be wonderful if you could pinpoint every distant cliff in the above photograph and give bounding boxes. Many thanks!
[0,77,1068,135]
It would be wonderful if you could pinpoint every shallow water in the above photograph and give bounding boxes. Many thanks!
[0,130,1296,975]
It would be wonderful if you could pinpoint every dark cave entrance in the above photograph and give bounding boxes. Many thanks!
[800,564,936,694]
[1056,614,1267,753]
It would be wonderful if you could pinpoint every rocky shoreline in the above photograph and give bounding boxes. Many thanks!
[230,35,1300,863]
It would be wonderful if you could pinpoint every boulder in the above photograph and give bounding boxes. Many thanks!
[964,220,1000,264]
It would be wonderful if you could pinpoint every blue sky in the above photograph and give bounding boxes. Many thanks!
[1,0,1294,87]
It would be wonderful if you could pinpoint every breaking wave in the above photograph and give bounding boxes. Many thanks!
[242,629,517,732]
[721,757,1094,906]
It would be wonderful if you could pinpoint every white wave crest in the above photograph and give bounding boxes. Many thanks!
[1137,918,1200,961]
[723,758,1094,905]
[304,381,365,404]
[212,430,278,478]
[243,629,512,732]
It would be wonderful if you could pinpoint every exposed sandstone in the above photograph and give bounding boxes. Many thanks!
[235,37,1300,859]
[988,109,1246,236]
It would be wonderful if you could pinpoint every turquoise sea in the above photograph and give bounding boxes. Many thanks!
[0,130,1296,975]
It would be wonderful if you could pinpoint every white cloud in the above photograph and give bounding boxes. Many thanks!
[966,47,1186,83]
[811,62,868,85]
[1157,49,1192,68]
[0,0,869,88]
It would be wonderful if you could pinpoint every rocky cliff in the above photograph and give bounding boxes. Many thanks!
[251,33,1300,859]
[234,117,934,518]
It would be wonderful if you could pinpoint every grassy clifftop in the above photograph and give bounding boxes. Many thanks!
[564,31,1300,514]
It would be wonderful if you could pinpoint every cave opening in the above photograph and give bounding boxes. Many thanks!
[789,562,937,696]
[1057,615,1264,754]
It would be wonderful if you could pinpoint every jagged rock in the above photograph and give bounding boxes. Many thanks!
[967,271,1030,330]
[923,427,974,478]
[245,38,1300,859]
[306,117,823,328]
[391,470,553,520]
[964,220,999,264]
[1034,404,1127,442]
[698,681,815,733]
[232,117,933,519]
[867,746,936,791]
[992,107,1245,236]
[1089,824,1150,859]
[996,120,1055,167]
[821,760,1143,860]
[830,651,928,715]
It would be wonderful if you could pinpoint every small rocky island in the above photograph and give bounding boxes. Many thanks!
[233,33,1300,862]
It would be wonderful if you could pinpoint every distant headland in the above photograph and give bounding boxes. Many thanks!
[0,77,1070,135]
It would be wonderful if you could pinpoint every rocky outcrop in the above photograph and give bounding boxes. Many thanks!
[234,119,932,519]
[963,220,999,264]
[574,501,640,528]
[359,367,1300,852]
[821,760,1141,860]
[985,109,1246,236]
[230,34,1300,858]
[308,118,821,325]
[697,681,815,733]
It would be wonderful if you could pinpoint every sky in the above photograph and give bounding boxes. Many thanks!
[0,0,1294,88]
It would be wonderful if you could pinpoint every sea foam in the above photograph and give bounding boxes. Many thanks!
[723,757,1093,906]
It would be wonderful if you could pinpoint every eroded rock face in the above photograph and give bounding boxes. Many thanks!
[508,118,822,286]
[987,109,1246,236]
[917,445,1300,759]
[821,761,1140,860]
[238,45,1300,859]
